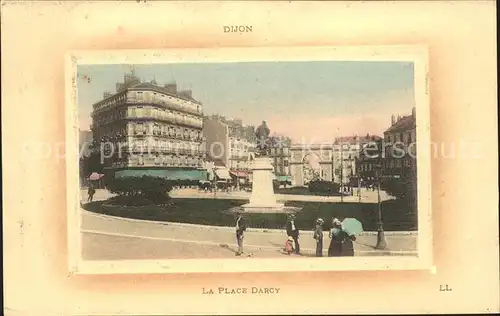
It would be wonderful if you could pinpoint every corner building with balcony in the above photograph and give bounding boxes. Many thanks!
[91,73,207,181]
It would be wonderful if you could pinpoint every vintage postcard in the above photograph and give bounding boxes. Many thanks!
[66,46,432,274]
[3,1,498,315]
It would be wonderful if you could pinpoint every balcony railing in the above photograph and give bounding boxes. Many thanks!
[111,160,204,168]
[125,112,203,128]
[127,97,202,117]
[123,146,206,155]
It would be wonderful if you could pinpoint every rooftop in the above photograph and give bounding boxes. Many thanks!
[334,135,382,144]
[128,82,201,104]
[385,115,416,133]
[93,80,201,108]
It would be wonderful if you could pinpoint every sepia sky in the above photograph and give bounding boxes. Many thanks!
[78,61,415,143]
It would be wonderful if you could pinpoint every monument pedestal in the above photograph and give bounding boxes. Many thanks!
[242,157,285,213]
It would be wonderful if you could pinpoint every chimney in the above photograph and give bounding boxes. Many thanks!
[164,83,177,94]
[179,90,192,98]
[391,114,396,125]
[397,114,401,121]
[412,107,416,118]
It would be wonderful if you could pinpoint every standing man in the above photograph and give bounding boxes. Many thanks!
[313,218,324,257]
[235,211,246,256]
[286,214,300,255]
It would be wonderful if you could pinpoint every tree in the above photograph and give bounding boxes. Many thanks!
[380,174,417,202]
[80,151,104,177]
[107,176,173,204]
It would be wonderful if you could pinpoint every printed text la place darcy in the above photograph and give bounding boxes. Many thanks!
[203,287,280,295]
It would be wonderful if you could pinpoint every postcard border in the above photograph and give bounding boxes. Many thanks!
[66,45,433,275]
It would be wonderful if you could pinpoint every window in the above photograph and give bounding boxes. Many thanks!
[153,123,161,136]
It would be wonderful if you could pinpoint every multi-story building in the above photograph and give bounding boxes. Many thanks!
[228,137,255,171]
[355,136,384,186]
[383,108,416,178]
[269,135,292,183]
[203,116,230,167]
[90,71,206,181]
[203,115,256,184]
[332,135,376,185]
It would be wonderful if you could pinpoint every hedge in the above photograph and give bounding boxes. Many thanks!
[106,176,173,205]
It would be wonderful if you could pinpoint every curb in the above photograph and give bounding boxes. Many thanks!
[82,229,417,256]
[83,210,418,236]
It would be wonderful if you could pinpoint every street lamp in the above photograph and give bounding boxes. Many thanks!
[374,162,387,250]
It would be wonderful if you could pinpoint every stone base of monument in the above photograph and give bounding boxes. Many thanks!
[240,157,292,213]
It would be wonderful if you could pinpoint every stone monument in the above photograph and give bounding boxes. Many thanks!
[241,121,285,212]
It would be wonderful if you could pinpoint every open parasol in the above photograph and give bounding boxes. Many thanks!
[88,172,104,181]
[342,218,363,236]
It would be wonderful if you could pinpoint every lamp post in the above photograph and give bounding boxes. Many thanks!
[358,173,361,203]
[212,167,217,199]
[374,163,387,249]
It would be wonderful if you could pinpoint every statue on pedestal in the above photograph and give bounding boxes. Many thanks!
[255,120,271,156]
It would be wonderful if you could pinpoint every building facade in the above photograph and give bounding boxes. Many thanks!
[289,135,377,187]
[228,136,255,171]
[331,135,379,185]
[269,135,292,182]
[202,116,256,184]
[383,108,417,178]
[355,137,384,186]
[202,116,230,166]
[91,71,206,180]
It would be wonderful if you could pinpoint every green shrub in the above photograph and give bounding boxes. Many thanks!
[380,175,416,201]
[272,179,280,191]
[107,176,173,204]
[308,180,339,195]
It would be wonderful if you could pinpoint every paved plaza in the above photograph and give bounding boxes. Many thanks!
[81,209,417,260]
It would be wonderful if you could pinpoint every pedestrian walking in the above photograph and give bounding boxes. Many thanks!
[87,185,96,202]
[313,218,324,257]
[235,212,246,256]
[286,214,300,254]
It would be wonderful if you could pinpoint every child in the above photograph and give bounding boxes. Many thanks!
[313,218,324,257]
[284,236,294,255]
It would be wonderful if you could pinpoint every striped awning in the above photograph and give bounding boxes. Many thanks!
[214,168,231,180]
[278,175,292,182]
[230,170,248,178]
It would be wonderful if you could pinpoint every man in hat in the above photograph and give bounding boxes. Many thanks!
[313,218,325,257]
[286,214,300,255]
[235,211,246,256]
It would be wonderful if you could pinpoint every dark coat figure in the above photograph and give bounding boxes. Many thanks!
[286,216,300,254]
[313,219,324,257]
[328,225,357,257]
[342,233,356,256]
[87,186,96,202]
[235,213,246,255]
[328,227,345,257]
